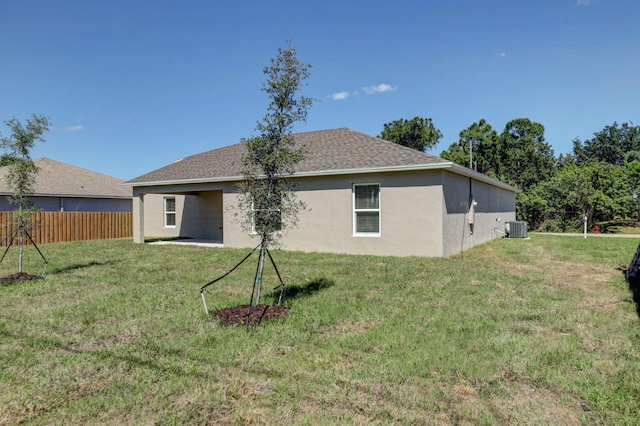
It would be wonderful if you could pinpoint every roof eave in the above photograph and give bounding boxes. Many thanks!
[124,162,519,193]
[0,192,132,199]
[446,163,521,192]
[123,163,450,187]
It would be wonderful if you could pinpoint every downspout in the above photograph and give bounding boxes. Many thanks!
[460,177,475,255]
[468,178,475,236]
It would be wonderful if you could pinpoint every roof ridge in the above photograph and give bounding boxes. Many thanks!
[290,127,349,136]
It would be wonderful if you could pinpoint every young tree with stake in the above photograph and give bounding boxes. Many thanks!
[0,114,50,274]
[237,41,313,306]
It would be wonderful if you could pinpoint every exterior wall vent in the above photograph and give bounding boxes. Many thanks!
[506,221,528,238]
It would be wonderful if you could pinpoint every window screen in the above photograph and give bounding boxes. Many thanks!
[354,184,380,234]
[165,197,176,227]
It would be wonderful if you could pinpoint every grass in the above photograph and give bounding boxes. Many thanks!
[0,235,639,424]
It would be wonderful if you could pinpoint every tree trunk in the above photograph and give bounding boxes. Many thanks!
[18,219,23,273]
[253,237,267,306]
[18,216,24,273]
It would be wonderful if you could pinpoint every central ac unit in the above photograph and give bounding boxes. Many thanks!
[506,221,528,238]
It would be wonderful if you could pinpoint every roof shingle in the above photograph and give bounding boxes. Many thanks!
[0,158,131,198]
[126,128,448,185]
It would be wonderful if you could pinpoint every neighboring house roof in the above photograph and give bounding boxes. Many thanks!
[125,128,518,192]
[0,157,132,198]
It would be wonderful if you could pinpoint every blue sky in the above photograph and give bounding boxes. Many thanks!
[1,0,638,180]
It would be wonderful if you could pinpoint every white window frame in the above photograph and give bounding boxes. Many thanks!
[251,201,282,235]
[164,196,176,228]
[352,183,381,237]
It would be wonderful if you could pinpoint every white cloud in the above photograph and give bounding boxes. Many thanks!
[330,91,351,100]
[65,125,84,132]
[362,83,397,95]
[499,52,507,57]
[327,84,397,100]
[576,0,590,5]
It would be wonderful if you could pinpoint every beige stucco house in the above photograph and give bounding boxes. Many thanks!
[0,158,132,212]
[124,128,518,257]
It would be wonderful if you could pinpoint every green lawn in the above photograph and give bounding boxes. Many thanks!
[1,235,639,424]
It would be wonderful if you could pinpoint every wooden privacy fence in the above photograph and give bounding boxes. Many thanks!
[0,212,133,246]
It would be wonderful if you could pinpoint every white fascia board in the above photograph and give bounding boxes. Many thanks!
[292,163,448,177]
[445,163,521,192]
[122,176,244,187]
[123,164,448,187]
[0,192,132,199]
[124,162,519,193]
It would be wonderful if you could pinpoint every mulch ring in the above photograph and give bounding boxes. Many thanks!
[0,272,43,285]
[211,304,289,326]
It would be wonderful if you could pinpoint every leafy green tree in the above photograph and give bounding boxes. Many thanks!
[0,114,50,273]
[439,141,468,167]
[441,118,554,192]
[460,119,499,173]
[440,119,498,174]
[555,152,576,169]
[582,163,634,224]
[520,162,635,231]
[624,152,640,220]
[0,154,19,166]
[379,117,442,152]
[469,119,640,230]
[515,188,553,230]
[573,121,640,166]
[569,122,640,225]
[238,41,313,305]
[498,118,555,191]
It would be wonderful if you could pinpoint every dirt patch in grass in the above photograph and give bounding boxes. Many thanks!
[211,304,289,326]
[0,272,42,285]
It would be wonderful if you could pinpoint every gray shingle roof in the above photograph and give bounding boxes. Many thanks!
[0,158,132,198]
[126,128,449,185]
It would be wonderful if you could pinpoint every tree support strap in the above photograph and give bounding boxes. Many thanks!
[0,227,48,275]
[199,243,260,316]
[198,243,287,324]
